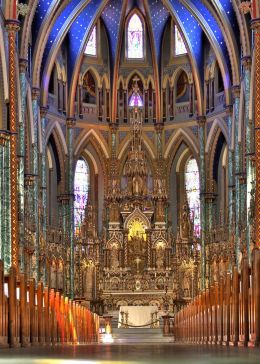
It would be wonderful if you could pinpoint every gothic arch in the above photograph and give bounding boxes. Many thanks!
[207,128,228,194]
[79,67,101,88]
[164,128,199,159]
[206,118,229,153]
[45,121,68,155]
[74,128,109,159]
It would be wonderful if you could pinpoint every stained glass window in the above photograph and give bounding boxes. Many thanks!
[175,26,187,56]
[74,159,89,235]
[127,14,143,59]
[85,26,97,56]
[129,92,143,107]
[185,158,200,237]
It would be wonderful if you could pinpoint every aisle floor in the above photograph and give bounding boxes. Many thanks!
[0,343,260,364]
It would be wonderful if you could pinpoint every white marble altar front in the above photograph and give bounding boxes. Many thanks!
[118,306,159,328]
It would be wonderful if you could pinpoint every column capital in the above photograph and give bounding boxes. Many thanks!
[66,117,76,128]
[0,131,10,146]
[32,87,40,100]
[154,122,164,133]
[109,122,119,133]
[232,84,241,98]
[196,115,206,126]
[251,18,260,30]
[5,19,20,32]
[19,58,28,72]
[225,104,233,115]
[40,106,48,117]
[241,56,252,70]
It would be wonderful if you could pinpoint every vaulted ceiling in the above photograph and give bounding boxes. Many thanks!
[29,0,246,116]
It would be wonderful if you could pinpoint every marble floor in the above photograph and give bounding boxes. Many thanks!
[0,343,260,364]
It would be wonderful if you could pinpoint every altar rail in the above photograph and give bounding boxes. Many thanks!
[0,261,99,347]
[175,249,260,346]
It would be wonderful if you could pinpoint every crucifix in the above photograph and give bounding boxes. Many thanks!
[134,256,142,273]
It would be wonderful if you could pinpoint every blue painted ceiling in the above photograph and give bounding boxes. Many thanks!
[32,0,240,90]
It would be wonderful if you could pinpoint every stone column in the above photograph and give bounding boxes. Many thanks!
[0,132,11,270]
[189,83,194,116]
[197,116,206,290]
[232,85,241,265]
[66,118,76,298]
[98,88,103,121]
[62,81,66,114]
[162,88,166,121]
[155,122,163,159]
[106,90,110,122]
[253,19,260,248]
[123,90,127,123]
[6,20,20,269]
[225,105,235,249]
[18,59,28,272]
[31,87,40,282]
[242,57,253,258]
[40,107,48,284]
[78,84,83,118]
[144,89,148,122]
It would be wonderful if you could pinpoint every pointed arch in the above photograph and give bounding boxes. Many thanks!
[206,118,229,153]
[164,128,199,159]
[126,12,144,59]
[74,128,109,159]
[45,121,68,155]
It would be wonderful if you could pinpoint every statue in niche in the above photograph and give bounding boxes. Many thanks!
[156,246,165,269]
[109,202,119,222]
[110,246,119,269]
[180,200,192,239]
[156,200,165,222]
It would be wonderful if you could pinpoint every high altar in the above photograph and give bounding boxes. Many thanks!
[75,80,199,313]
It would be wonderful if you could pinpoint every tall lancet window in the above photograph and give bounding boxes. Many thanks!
[127,14,144,59]
[74,159,90,235]
[175,26,187,56]
[85,26,97,56]
[184,158,200,237]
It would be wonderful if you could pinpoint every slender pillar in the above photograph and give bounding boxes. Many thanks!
[66,118,76,298]
[233,85,241,265]
[0,132,11,270]
[252,19,260,248]
[18,59,28,272]
[31,87,40,281]
[40,107,48,284]
[6,20,20,269]
[78,85,83,117]
[155,123,163,159]
[197,116,206,290]
[242,56,253,258]
[98,88,102,121]
[106,89,110,122]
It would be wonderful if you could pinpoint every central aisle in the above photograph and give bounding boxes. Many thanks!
[0,343,259,364]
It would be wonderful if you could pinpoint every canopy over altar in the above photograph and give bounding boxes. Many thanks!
[118,306,159,328]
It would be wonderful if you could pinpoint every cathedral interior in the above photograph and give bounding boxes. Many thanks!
[0,0,260,362]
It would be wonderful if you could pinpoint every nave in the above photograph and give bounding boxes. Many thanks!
[0,341,259,364]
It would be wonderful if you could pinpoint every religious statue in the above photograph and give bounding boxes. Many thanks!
[180,200,192,239]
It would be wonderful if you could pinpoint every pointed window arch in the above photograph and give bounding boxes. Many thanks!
[184,157,200,236]
[85,26,97,56]
[175,26,187,56]
[74,158,90,235]
[127,14,144,59]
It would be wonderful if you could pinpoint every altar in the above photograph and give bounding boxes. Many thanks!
[118,306,159,328]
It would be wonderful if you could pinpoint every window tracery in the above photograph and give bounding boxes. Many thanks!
[175,25,187,56]
[85,26,97,56]
[184,158,200,236]
[74,159,90,235]
[127,14,144,59]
